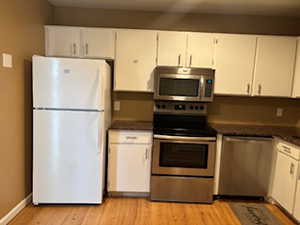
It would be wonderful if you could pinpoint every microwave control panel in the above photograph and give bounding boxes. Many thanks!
[154,101,207,115]
[205,79,214,97]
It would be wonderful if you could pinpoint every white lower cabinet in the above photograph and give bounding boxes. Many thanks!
[107,130,152,193]
[272,151,298,213]
[293,180,300,221]
[272,140,300,218]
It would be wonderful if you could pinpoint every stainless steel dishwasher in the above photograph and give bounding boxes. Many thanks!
[219,136,273,197]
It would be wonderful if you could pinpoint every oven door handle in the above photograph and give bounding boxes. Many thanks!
[154,134,216,142]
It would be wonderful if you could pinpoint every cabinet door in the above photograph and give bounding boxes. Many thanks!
[114,30,157,92]
[187,33,215,68]
[108,144,151,192]
[45,26,81,58]
[293,178,300,221]
[253,37,297,97]
[157,31,187,67]
[214,34,256,95]
[81,28,115,59]
[272,152,298,213]
[293,39,300,98]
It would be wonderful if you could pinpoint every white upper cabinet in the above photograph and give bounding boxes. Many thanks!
[214,34,257,95]
[253,36,297,97]
[45,25,300,98]
[292,38,300,98]
[114,29,157,92]
[46,26,81,58]
[45,26,115,59]
[81,28,115,59]
[186,33,215,68]
[157,31,187,67]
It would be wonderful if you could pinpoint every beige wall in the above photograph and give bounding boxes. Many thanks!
[54,7,300,35]
[0,0,53,219]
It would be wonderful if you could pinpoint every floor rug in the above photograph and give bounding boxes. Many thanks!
[229,202,283,225]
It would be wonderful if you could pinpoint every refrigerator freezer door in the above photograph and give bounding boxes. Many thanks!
[33,56,107,110]
[33,110,105,204]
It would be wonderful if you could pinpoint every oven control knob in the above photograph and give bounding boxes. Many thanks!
[195,106,199,110]
[162,105,166,109]
[156,104,161,109]
[190,106,194,110]
[175,105,186,110]
[199,106,204,110]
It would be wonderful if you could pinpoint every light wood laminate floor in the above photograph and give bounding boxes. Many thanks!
[9,198,296,225]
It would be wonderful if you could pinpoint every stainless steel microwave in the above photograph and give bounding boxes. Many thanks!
[154,66,215,102]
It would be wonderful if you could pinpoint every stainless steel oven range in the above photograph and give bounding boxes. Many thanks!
[150,101,217,203]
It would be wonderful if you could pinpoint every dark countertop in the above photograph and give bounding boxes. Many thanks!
[110,120,153,131]
[211,123,300,147]
[110,120,300,147]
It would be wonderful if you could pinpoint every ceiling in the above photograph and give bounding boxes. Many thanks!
[48,0,300,17]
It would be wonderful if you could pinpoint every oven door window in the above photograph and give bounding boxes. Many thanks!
[159,78,200,97]
[159,142,208,169]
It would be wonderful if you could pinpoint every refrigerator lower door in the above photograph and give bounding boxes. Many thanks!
[33,110,105,204]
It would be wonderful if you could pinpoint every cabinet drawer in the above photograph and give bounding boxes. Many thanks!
[109,130,152,144]
[277,142,300,160]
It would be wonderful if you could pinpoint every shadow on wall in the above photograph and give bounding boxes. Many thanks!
[23,59,33,195]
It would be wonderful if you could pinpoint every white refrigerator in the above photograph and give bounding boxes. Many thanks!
[32,56,111,204]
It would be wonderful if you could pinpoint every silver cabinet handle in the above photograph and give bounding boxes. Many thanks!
[189,55,192,67]
[144,148,148,160]
[73,43,77,56]
[247,84,250,94]
[178,54,181,66]
[145,148,150,160]
[258,84,262,95]
[126,136,137,140]
[290,163,295,175]
[282,146,291,154]
[85,43,89,56]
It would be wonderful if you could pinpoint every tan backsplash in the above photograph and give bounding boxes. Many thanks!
[0,0,53,219]
[207,96,300,126]
[113,93,300,127]
[113,92,154,121]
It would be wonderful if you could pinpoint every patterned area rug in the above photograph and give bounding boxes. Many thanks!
[229,202,283,225]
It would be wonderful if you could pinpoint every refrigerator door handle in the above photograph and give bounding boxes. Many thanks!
[97,117,101,155]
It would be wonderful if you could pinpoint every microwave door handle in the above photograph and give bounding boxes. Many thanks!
[200,77,204,99]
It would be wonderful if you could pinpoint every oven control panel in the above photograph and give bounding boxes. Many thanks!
[154,101,207,115]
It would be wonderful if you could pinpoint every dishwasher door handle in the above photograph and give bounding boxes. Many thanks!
[224,137,272,143]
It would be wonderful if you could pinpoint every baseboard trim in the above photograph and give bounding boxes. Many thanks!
[0,193,32,225]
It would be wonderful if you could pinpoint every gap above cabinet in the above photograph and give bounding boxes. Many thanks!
[45,26,300,99]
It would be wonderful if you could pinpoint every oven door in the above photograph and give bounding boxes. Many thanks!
[154,74,202,101]
[152,135,216,177]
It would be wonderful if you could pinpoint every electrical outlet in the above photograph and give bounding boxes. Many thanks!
[114,101,120,111]
[276,108,283,117]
